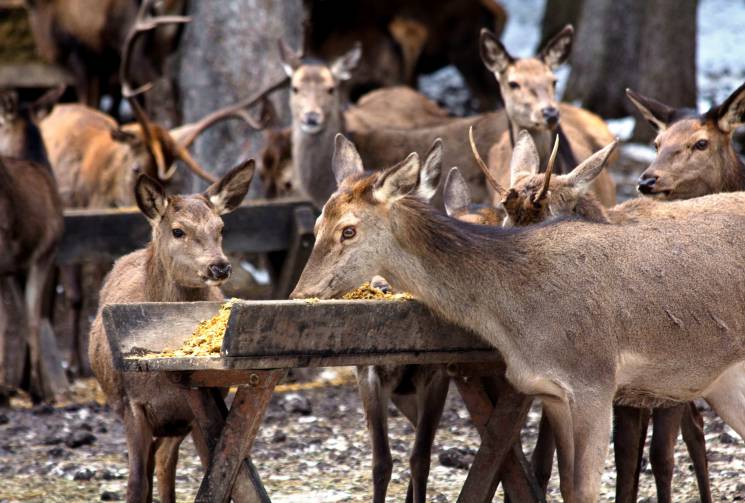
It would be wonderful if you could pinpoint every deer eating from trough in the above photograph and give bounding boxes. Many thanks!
[292,134,745,503]
[88,160,254,502]
[479,24,617,208]
[0,88,65,402]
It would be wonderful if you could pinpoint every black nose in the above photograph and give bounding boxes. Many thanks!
[542,107,560,126]
[208,262,231,281]
[304,112,321,127]
[637,174,658,194]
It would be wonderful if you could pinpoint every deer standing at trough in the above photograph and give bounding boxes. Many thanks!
[277,40,508,209]
[0,88,65,402]
[89,161,254,503]
[479,25,617,208]
[467,125,745,501]
[292,134,745,503]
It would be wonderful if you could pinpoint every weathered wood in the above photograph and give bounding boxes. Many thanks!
[0,63,73,89]
[57,199,314,265]
[273,205,316,299]
[187,387,269,503]
[195,371,284,503]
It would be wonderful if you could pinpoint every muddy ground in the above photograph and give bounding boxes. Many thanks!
[1,373,744,503]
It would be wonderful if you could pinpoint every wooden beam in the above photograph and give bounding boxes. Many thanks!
[57,199,315,265]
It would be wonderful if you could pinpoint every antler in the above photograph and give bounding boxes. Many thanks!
[119,0,219,183]
[469,125,506,197]
[534,134,559,203]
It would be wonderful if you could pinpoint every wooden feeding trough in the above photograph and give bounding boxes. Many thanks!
[105,299,546,503]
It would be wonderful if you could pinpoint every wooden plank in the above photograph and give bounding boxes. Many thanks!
[56,199,314,265]
[0,63,73,88]
[195,371,284,503]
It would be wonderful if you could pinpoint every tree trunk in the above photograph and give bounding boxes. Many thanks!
[539,0,585,50]
[564,0,697,131]
[175,0,304,194]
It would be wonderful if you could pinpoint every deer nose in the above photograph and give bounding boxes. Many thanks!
[303,111,322,127]
[637,173,658,194]
[542,107,560,126]
[208,261,232,281]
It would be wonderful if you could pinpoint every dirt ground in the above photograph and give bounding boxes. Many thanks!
[1,372,744,503]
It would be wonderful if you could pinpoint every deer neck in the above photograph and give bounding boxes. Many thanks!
[722,145,745,192]
[510,121,554,171]
[291,110,345,208]
[144,244,211,302]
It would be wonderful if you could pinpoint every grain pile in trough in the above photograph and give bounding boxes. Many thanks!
[152,299,237,358]
[342,282,413,301]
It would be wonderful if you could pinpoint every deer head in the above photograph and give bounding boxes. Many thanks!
[135,159,255,288]
[628,82,745,199]
[279,39,362,135]
[0,86,64,164]
[480,25,573,132]
[292,135,442,299]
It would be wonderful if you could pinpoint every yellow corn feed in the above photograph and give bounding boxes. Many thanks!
[153,298,237,358]
[342,282,413,301]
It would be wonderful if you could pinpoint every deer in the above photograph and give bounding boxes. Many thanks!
[471,129,715,502]
[41,2,272,375]
[88,160,254,503]
[291,133,745,503]
[479,25,617,209]
[276,39,509,209]
[0,87,65,403]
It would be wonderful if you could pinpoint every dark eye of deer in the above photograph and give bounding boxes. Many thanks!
[341,226,356,241]
[694,139,709,151]
[327,87,335,95]
[508,81,520,90]
[292,86,299,94]
[172,228,185,238]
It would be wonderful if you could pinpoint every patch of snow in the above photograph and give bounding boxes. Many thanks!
[621,143,657,164]
[273,491,352,503]
[607,117,637,142]
[500,0,546,56]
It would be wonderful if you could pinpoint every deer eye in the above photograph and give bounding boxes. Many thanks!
[327,87,335,95]
[508,81,520,90]
[172,228,185,238]
[341,226,356,241]
[694,139,709,151]
[292,86,299,94]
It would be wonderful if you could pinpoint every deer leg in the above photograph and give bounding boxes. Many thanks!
[356,366,393,503]
[24,253,55,402]
[531,412,555,493]
[571,389,615,503]
[649,406,684,503]
[154,435,184,503]
[541,396,575,503]
[681,402,712,503]
[703,364,745,439]
[146,437,159,503]
[59,265,85,375]
[124,403,154,503]
[406,368,448,503]
[614,405,650,503]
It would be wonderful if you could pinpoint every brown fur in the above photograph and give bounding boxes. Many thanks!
[89,161,253,502]
[293,139,745,502]
[479,26,617,208]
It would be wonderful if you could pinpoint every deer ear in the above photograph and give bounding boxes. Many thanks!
[415,138,442,202]
[716,81,745,133]
[443,167,471,216]
[135,174,168,221]
[278,39,301,77]
[0,90,18,120]
[510,130,540,186]
[30,84,64,122]
[110,127,142,146]
[479,28,513,74]
[540,25,573,70]
[332,133,364,185]
[373,152,421,203]
[626,88,676,132]
[561,140,618,191]
[330,42,362,82]
[205,159,255,215]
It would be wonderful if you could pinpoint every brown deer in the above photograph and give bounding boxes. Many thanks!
[479,25,617,208]
[276,39,508,209]
[0,88,65,402]
[442,167,504,225]
[292,134,745,503]
[88,161,254,502]
[472,130,712,502]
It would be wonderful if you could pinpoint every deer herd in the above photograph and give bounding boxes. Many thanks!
[2,2,745,502]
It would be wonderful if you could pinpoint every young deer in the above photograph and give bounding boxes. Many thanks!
[292,134,745,503]
[277,40,509,209]
[479,25,617,208]
[472,130,713,503]
[0,88,65,402]
[88,161,254,502]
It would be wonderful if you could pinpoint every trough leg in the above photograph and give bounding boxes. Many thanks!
[190,370,284,503]
[453,371,543,503]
